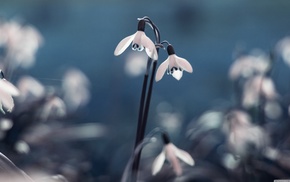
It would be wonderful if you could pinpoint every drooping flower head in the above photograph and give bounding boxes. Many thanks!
[155,45,193,81]
[152,132,194,176]
[114,19,158,60]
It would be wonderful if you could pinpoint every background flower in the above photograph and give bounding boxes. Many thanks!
[1,1,290,182]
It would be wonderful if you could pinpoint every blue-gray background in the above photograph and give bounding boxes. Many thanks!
[1,0,290,181]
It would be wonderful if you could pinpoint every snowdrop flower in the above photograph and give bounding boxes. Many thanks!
[155,45,192,81]
[114,19,158,60]
[152,133,194,176]
[224,110,269,159]
[0,70,19,113]
[229,51,270,80]
[2,20,42,69]
[242,75,278,108]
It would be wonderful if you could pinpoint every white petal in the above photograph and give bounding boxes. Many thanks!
[145,47,158,61]
[17,76,44,101]
[0,79,20,96]
[172,70,183,80]
[174,146,194,166]
[175,55,193,73]
[155,59,169,82]
[152,151,166,176]
[114,33,136,56]
[0,89,14,112]
[166,144,182,176]
[132,31,142,45]
[141,34,158,60]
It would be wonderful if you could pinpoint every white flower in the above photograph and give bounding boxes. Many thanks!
[152,134,194,176]
[224,110,269,158]
[155,45,192,81]
[40,96,66,120]
[17,76,45,103]
[2,20,42,69]
[242,75,278,108]
[229,51,270,80]
[0,71,20,113]
[62,68,90,111]
[114,20,158,60]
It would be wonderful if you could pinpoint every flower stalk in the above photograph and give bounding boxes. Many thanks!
[131,17,160,181]
[114,16,193,181]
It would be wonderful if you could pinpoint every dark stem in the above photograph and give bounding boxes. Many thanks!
[131,60,158,181]
[140,61,158,141]
[131,16,161,182]
[134,58,152,150]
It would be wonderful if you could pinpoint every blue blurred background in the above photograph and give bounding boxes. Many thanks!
[1,0,290,181]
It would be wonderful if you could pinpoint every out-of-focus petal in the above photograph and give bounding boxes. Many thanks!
[173,146,194,166]
[276,36,290,67]
[175,56,193,73]
[242,75,278,108]
[141,34,158,60]
[229,52,270,80]
[166,144,182,176]
[0,89,14,112]
[0,152,34,182]
[114,33,136,56]
[152,151,166,176]
[124,52,147,77]
[226,115,269,158]
[17,76,45,102]
[41,97,66,120]
[62,68,90,111]
[0,79,19,96]
[261,77,278,99]
[155,59,169,82]
[0,118,13,131]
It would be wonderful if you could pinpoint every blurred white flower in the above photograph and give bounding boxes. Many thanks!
[1,20,42,69]
[124,52,147,77]
[155,45,192,81]
[264,100,282,120]
[187,110,224,140]
[0,71,20,113]
[62,68,90,111]
[17,76,45,102]
[242,75,278,108]
[263,147,279,161]
[152,133,194,176]
[114,19,158,60]
[224,110,269,158]
[222,153,240,170]
[15,140,30,154]
[0,118,13,131]
[276,36,290,67]
[229,51,270,80]
[158,112,182,135]
[40,96,66,120]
